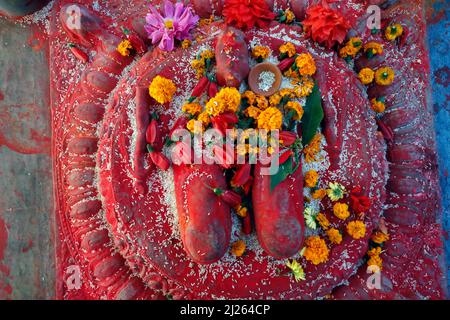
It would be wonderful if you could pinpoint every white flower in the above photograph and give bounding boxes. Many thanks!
[327,182,346,201]
[286,259,306,282]
[304,206,317,230]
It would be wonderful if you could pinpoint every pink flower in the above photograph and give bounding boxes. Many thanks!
[145,1,199,51]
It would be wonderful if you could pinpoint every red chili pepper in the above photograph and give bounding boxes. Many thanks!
[68,44,89,63]
[231,163,251,188]
[279,131,298,147]
[242,215,252,235]
[398,27,408,49]
[213,144,235,169]
[211,112,238,135]
[242,176,253,195]
[171,141,192,165]
[190,76,209,100]
[213,188,242,207]
[277,56,296,71]
[208,81,218,98]
[278,149,293,165]
[149,151,170,171]
[146,119,160,147]
[127,34,147,54]
[169,115,190,141]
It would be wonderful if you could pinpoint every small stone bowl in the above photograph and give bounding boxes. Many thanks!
[248,62,282,97]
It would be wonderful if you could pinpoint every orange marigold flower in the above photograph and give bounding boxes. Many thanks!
[364,42,383,56]
[235,205,248,218]
[285,101,304,121]
[256,95,269,110]
[367,246,382,257]
[182,103,202,115]
[333,202,350,220]
[285,9,295,24]
[197,111,211,126]
[303,236,329,265]
[312,189,327,200]
[326,228,343,245]
[370,98,386,113]
[242,90,257,105]
[371,231,389,244]
[181,39,192,49]
[244,106,262,119]
[186,119,203,133]
[358,68,375,85]
[231,240,246,257]
[295,53,316,76]
[252,46,270,60]
[279,42,296,58]
[303,133,322,163]
[257,107,283,130]
[367,255,383,270]
[347,220,367,239]
[305,170,319,188]
[316,212,330,230]
[149,75,177,104]
[117,39,133,56]
[375,67,395,86]
[269,93,282,107]
[385,23,403,41]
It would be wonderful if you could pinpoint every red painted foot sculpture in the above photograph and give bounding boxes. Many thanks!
[49,0,446,299]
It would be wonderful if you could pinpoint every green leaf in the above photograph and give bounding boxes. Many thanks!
[301,81,324,146]
[270,155,293,192]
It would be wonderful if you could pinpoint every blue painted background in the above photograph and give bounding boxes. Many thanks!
[426,0,449,294]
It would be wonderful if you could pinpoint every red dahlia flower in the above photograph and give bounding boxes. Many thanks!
[302,2,351,48]
[223,0,275,30]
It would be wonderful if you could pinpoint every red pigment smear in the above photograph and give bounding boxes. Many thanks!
[27,31,47,52]
[0,91,4,101]
[0,218,7,261]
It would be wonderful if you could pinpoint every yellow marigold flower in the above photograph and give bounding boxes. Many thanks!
[326,228,343,245]
[186,119,203,133]
[117,39,133,57]
[305,170,319,188]
[182,103,202,115]
[347,220,366,239]
[285,68,300,80]
[375,67,395,86]
[257,107,283,131]
[312,189,327,200]
[327,182,346,201]
[199,15,214,27]
[235,205,248,218]
[367,246,382,257]
[279,42,296,57]
[231,240,246,257]
[191,59,206,79]
[252,46,270,60]
[339,45,355,58]
[285,9,295,24]
[316,213,330,230]
[205,98,225,116]
[285,101,304,121]
[295,53,316,76]
[200,49,215,60]
[385,23,403,41]
[181,39,192,49]
[215,87,241,113]
[293,77,314,98]
[197,111,211,126]
[242,90,257,105]
[245,106,262,119]
[333,202,350,220]
[279,88,295,99]
[364,42,383,56]
[149,75,177,104]
[371,231,389,244]
[303,236,329,265]
[269,93,282,107]
[370,98,385,113]
[348,37,362,49]
[303,133,321,163]
[286,259,305,282]
[367,255,383,270]
[256,95,269,110]
[358,68,375,85]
